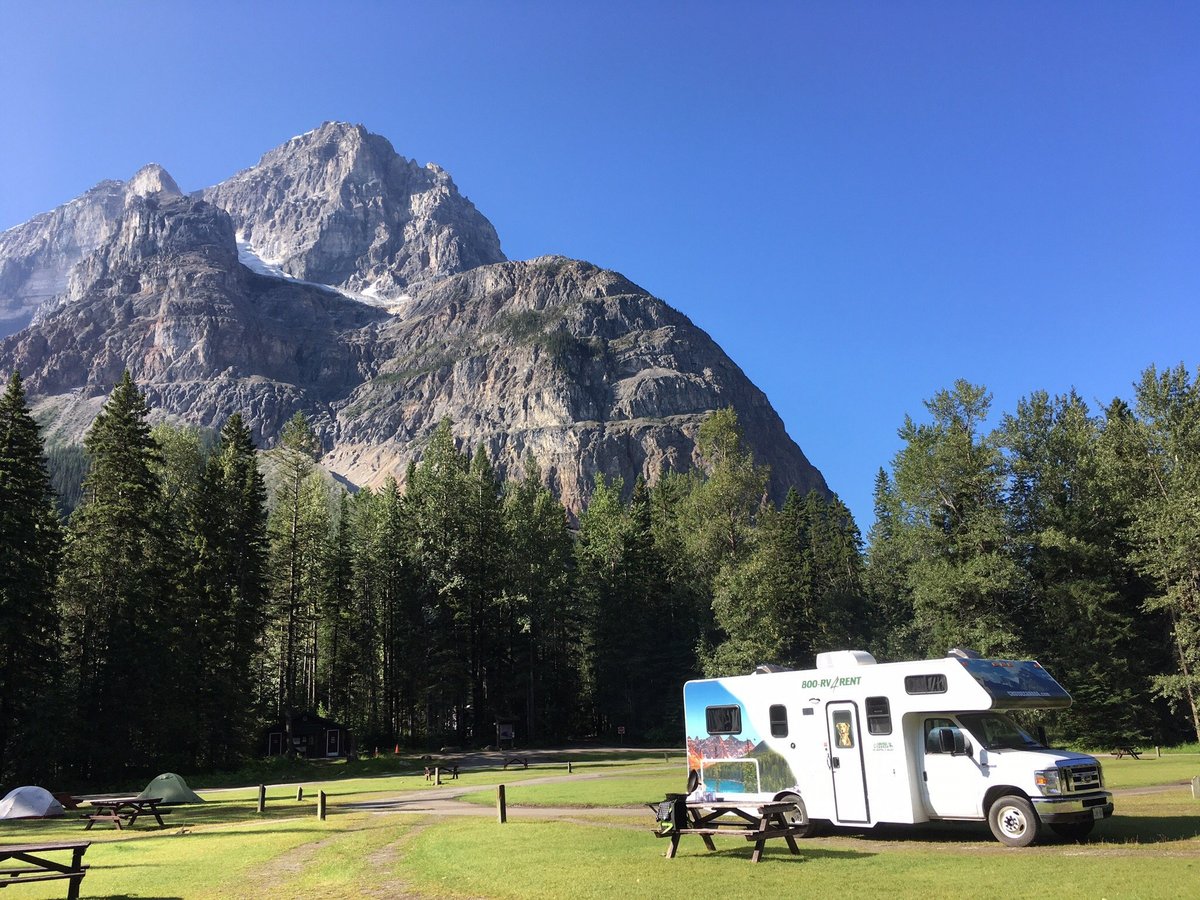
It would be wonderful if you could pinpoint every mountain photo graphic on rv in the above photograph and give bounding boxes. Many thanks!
[683,649,1112,847]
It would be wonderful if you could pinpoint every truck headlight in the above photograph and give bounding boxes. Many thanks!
[1034,768,1062,796]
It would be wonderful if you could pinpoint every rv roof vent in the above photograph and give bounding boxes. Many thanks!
[947,648,982,659]
[754,663,791,674]
[815,650,877,669]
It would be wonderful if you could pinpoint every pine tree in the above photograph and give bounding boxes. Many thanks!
[0,372,63,782]
[58,371,171,777]
[1120,366,1200,740]
[999,390,1156,745]
[503,457,577,742]
[889,380,1026,657]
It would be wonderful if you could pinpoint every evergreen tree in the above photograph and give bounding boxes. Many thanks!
[265,412,330,720]
[190,414,270,766]
[864,468,920,660]
[1000,390,1154,745]
[888,380,1026,657]
[503,457,577,742]
[58,371,172,777]
[0,372,63,782]
[1121,366,1200,739]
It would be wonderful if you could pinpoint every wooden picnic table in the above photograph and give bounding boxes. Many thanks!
[0,841,89,898]
[83,796,169,830]
[652,800,805,863]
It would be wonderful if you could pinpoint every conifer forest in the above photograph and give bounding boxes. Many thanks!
[2,365,1199,785]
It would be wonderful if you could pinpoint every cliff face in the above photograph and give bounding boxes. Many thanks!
[0,164,181,337]
[0,124,828,511]
[199,122,505,299]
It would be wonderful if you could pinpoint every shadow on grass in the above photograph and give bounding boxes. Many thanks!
[672,846,875,864]
[823,812,1200,847]
[1092,814,1200,843]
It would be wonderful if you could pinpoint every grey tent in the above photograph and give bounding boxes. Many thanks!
[0,786,65,819]
[137,772,204,804]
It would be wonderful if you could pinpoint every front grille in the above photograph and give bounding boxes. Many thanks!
[1064,764,1101,792]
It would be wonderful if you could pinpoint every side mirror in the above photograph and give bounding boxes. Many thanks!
[939,726,969,756]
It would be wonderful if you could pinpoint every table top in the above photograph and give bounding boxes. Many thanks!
[0,841,91,854]
[89,796,161,806]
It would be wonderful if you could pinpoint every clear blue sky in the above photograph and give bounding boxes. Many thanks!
[2,1,1197,531]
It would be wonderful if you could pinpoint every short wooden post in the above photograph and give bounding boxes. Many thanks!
[1157,746,1162,758]
[318,790,327,821]
[1191,775,1199,800]
[497,784,507,823]
[435,766,442,786]
[567,761,573,774]
[664,752,669,762]
[257,784,266,814]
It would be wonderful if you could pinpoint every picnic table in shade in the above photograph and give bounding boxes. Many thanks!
[82,796,169,830]
[651,799,806,863]
[0,840,89,898]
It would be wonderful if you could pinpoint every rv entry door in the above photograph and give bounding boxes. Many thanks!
[826,702,869,823]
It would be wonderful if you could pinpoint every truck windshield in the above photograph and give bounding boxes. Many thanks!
[957,713,1042,751]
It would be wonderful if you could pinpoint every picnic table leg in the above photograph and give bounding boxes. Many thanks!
[776,813,801,855]
[665,832,680,859]
[749,813,771,862]
[67,872,84,900]
[688,810,716,851]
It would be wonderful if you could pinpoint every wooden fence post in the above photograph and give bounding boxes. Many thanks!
[435,766,442,785]
[296,786,304,802]
[497,784,507,824]
[257,784,266,814]
[567,761,573,774]
[318,790,327,821]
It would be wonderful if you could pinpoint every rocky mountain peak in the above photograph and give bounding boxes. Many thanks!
[200,122,505,297]
[126,164,182,201]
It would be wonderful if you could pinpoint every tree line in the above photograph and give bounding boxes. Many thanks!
[1,364,1198,784]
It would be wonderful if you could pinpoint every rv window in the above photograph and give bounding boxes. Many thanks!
[769,704,788,737]
[905,674,948,694]
[866,696,892,735]
[705,705,742,735]
[831,710,855,748]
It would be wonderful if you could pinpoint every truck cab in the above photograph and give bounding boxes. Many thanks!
[918,710,1112,845]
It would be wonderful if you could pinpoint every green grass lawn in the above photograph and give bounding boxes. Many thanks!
[1098,752,1200,789]
[0,749,1195,898]
[459,769,682,808]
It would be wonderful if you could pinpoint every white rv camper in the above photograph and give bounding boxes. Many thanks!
[683,650,1113,846]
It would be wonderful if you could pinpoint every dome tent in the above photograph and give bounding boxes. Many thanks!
[0,786,65,819]
[137,772,204,804]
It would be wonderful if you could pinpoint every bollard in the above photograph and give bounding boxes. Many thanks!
[1192,775,1200,800]
[567,761,573,774]
[1157,746,1162,759]
[435,766,442,786]
[296,786,304,802]
[664,752,669,762]
[318,790,327,821]
[497,784,507,824]
[257,784,266,814]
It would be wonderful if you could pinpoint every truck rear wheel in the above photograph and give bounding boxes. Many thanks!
[776,793,826,838]
[1050,820,1095,842]
[987,794,1040,847]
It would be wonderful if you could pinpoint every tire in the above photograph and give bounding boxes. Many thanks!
[987,794,1040,847]
[1050,819,1095,842]
[776,793,826,838]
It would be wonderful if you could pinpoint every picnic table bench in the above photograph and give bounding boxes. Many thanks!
[651,799,805,863]
[82,796,169,830]
[0,841,89,898]
[1112,746,1143,759]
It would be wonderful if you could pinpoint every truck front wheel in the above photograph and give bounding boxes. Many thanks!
[988,795,1040,847]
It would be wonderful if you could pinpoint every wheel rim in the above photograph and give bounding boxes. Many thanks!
[999,804,1028,838]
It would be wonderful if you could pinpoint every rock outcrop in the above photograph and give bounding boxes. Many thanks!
[200,122,505,299]
[0,124,828,512]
